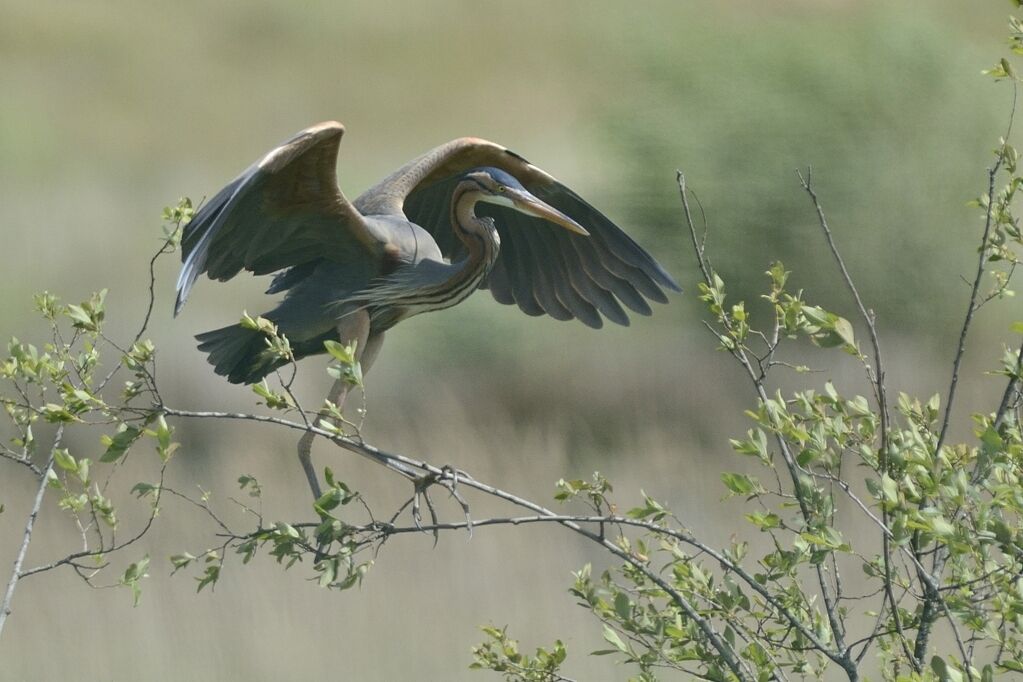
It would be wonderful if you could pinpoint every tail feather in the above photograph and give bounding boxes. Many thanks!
[195,324,282,385]
[195,323,339,384]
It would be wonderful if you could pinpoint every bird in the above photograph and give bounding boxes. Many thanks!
[174,121,680,498]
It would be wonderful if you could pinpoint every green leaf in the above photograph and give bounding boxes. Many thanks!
[75,458,90,485]
[745,511,781,530]
[323,339,357,364]
[613,591,631,620]
[766,261,789,290]
[803,306,856,349]
[832,315,856,347]
[120,556,150,607]
[42,403,76,423]
[930,516,956,538]
[131,482,158,498]
[314,488,343,516]
[239,312,277,335]
[931,655,964,682]
[721,472,760,495]
[196,564,220,593]
[100,426,143,462]
[868,473,899,510]
[238,474,262,497]
[252,380,292,409]
[65,304,95,331]
[53,448,77,473]
[602,625,629,653]
[169,553,195,575]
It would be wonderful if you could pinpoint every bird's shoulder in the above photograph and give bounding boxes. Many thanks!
[362,215,445,266]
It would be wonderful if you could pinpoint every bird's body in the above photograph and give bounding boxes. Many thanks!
[177,121,680,386]
[194,212,453,383]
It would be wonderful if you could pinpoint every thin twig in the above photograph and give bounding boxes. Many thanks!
[19,463,167,579]
[936,160,1003,456]
[0,450,42,477]
[797,168,890,453]
[795,170,915,669]
[0,425,63,638]
[677,172,714,285]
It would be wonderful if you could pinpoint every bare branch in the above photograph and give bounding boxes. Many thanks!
[797,168,890,456]
[936,159,1003,456]
[0,425,63,638]
[0,449,42,477]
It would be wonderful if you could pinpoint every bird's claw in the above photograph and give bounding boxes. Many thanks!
[408,465,473,542]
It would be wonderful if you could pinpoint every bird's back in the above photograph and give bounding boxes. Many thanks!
[368,214,446,266]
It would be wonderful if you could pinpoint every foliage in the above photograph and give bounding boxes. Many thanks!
[471,626,569,682]
[0,206,186,622]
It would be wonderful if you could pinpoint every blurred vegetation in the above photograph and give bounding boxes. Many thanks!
[593,4,1006,337]
[1,1,1021,680]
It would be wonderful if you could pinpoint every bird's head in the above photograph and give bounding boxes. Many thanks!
[462,167,589,236]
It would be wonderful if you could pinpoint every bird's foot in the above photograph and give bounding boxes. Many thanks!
[400,465,473,543]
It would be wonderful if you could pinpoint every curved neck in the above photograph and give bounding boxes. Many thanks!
[360,183,504,327]
[449,181,501,278]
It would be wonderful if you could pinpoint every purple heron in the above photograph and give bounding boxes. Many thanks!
[174,121,680,497]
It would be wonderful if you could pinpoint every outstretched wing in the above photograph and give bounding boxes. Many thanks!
[175,121,384,315]
[378,138,681,328]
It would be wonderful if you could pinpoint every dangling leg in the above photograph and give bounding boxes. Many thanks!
[297,377,347,500]
[296,311,376,500]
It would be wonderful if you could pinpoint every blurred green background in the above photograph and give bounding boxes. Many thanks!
[0,1,1019,679]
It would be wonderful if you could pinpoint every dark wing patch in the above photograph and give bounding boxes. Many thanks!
[265,261,319,294]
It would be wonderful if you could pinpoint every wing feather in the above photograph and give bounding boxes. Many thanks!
[502,229,546,317]
[483,255,516,306]
[531,227,604,328]
[175,122,383,315]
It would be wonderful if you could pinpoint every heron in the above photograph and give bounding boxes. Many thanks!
[174,121,680,500]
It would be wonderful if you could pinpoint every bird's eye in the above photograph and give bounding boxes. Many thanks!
[498,186,506,192]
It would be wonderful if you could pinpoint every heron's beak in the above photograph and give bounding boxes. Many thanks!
[508,189,590,236]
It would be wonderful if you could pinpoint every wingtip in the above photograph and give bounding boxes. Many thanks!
[308,120,346,136]
[173,270,191,317]
[653,265,684,294]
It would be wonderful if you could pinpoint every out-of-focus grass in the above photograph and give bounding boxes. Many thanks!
[1,1,1020,679]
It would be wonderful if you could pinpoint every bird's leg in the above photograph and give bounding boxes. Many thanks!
[297,377,349,501]
[296,311,372,501]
